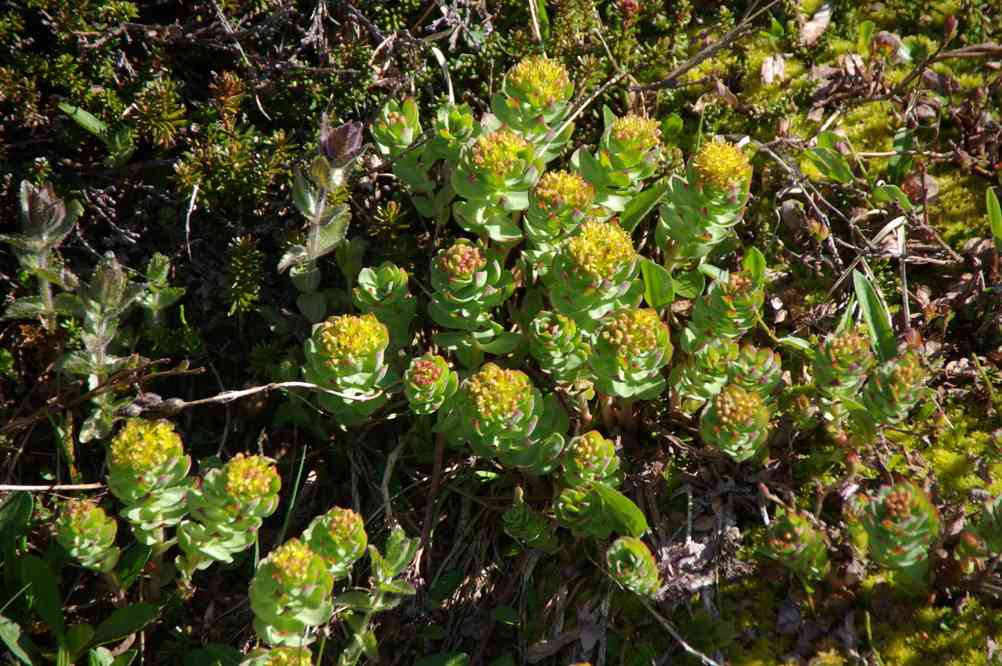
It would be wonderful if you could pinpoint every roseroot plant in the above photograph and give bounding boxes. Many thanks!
[403,354,459,415]
[452,127,541,242]
[427,240,516,367]
[759,509,830,591]
[302,314,396,424]
[526,311,591,384]
[176,454,281,592]
[682,263,766,353]
[491,55,574,152]
[607,536,661,598]
[656,139,753,267]
[561,431,620,488]
[351,261,417,350]
[523,170,595,275]
[54,499,121,573]
[699,384,771,463]
[813,326,876,397]
[240,646,313,666]
[503,486,560,552]
[302,506,368,579]
[553,479,648,541]
[249,538,334,648]
[545,219,642,329]
[590,308,673,400]
[670,339,740,406]
[861,351,928,426]
[730,344,784,400]
[437,362,567,475]
[576,111,662,211]
[852,482,940,592]
[106,418,191,547]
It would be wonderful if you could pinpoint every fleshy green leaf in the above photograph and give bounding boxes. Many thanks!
[987,188,1002,251]
[852,269,896,363]
[0,614,37,664]
[592,483,648,537]
[640,258,674,308]
[621,181,669,232]
[92,604,158,647]
[21,555,65,640]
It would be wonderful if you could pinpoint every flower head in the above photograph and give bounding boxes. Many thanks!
[316,314,389,365]
[408,357,443,387]
[568,431,612,469]
[260,647,312,666]
[438,241,486,279]
[712,385,766,428]
[323,507,364,543]
[466,363,533,422]
[506,55,573,109]
[533,170,595,212]
[225,454,280,502]
[109,419,183,474]
[566,221,636,280]
[611,115,661,153]
[599,309,666,356]
[269,539,317,588]
[471,129,531,177]
[60,499,110,537]
[692,140,752,192]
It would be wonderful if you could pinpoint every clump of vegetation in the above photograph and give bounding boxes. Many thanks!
[3,0,1002,663]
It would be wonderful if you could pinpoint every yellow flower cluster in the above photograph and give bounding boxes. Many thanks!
[611,115,661,152]
[600,309,665,356]
[269,539,316,587]
[225,454,279,501]
[567,221,636,280]
[317,314,389,364]
[471,129,530,176]
[692,140,752,191]
[507,55,572,108]
[713,385,765,427]
[569,431,609,467]
[534,170,595,212]
[324,507,364,541]
[467,363,532,421]
[109,418,183,473]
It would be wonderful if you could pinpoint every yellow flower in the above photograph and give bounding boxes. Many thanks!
[316,314,389,365]
[611,115,661,153]
[269,539,317,587]
[714,385,765,426]
[567,221,636,280]
[109,419,183,473]
[225,454,279,501]
[471,129,530,176]
[439,242,486,278]
[507,55,572,108]
[692,140,752,191]
[600,309,665,356]
[534,170,595,211]
[467,363,532,421]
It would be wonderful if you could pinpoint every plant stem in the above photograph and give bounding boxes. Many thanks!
[616,398,636,435]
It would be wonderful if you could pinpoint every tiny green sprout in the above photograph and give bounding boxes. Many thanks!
[55,498,120,573]
[607,536,661,597]
[699,384,770,462]
[303,506,369,578]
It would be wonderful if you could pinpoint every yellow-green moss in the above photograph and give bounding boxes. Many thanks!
[869,599,1002,665]
[886,403,998,500]
[928,171,990,248]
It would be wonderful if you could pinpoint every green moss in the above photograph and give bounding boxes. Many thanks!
[928,171,990,248]
[886,403,998,500]
[869,599,1002,665]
